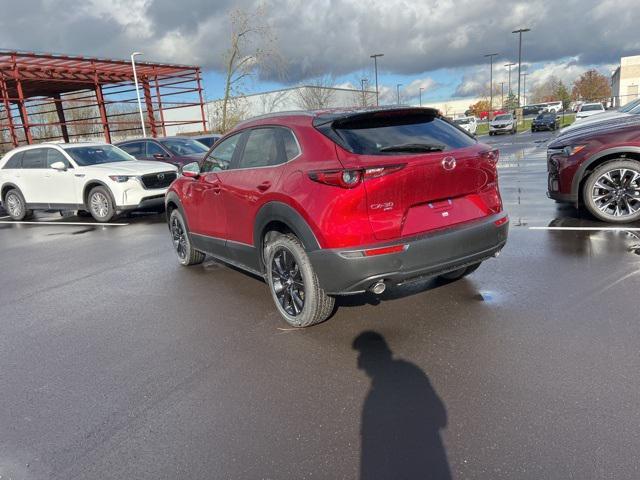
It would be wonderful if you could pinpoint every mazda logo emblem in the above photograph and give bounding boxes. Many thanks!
[442,157,456,171]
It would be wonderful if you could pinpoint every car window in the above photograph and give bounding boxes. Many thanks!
[46,148,71,168]
[620,98,640,112]
[334,113,476,155]
[65,145,133,166]
[160,138,208,156]
[2,151,23,169]
[581,104,604,111]
[281,128,301,161]
[238,128,282,169]
[201,133,241,173]
[494,115,512,121]
[21,148,47,169]
[146,141,167,157]
[119,142,144,156]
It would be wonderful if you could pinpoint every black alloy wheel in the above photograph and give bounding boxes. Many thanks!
[271,247,305,317]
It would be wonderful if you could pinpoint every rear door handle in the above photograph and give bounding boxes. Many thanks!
[257,181,271,192]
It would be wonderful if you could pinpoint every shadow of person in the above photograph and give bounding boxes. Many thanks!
[353,331,452,480]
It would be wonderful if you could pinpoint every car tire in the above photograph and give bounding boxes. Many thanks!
[169,209,205,266]
[266,233,334,327]
[583,159,640,224]
[439,262,482,281]
[4,188,32,221]
[87,186,115,223]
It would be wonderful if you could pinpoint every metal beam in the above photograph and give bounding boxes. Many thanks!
[95,84,111,144]
[154,72,167,136]
[0,74,18,147]
[53,93,69,143]
[142,76,157,138]
[196,68,207,132]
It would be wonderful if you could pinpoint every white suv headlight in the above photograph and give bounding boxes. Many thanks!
[109,175,136,183]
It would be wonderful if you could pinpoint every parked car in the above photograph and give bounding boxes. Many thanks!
[575,102,605,120]
[116,136,209,168]
[0,143,177,222]
[523,105,544,117]
[489,113,516,135]
[193,134,222,148]
[531,112,560,132]
[543,101,563,113]
[547,117,640,223]
[453,116,478,135]
[165,107,508,327]
[478,109,506,120]
[562,97,640,134]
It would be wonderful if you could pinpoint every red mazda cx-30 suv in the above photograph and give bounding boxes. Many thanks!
[166,107,509,326]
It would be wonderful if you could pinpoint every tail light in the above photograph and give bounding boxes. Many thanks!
[308,164,406,188]
[480,149,499,165]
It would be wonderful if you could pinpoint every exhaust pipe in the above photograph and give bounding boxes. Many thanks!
[370,281,386,295]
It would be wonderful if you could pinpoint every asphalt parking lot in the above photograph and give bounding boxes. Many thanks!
[1,130,640,479]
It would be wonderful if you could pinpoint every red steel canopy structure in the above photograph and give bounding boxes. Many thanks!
[0,50,208,152]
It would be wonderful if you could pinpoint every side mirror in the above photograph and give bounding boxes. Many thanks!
[50,161,67,171]
[181,161,200,178]
[153,153,168,160]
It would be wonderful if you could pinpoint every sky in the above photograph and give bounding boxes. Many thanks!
[0,0,638,105]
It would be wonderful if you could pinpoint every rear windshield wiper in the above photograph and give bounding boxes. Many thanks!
[378,143,445,153]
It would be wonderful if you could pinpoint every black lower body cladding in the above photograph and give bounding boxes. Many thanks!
[308,214,509,294]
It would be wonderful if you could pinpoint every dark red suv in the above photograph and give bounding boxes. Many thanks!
[547,117,640,223]
[166,107,509,326]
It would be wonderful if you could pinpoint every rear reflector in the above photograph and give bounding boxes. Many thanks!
[494,216,509,227]
[363,244,408,256]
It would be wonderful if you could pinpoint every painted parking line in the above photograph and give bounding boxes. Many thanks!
[0,216,10,220]
[529,226,640,232]
[0,221,129,226]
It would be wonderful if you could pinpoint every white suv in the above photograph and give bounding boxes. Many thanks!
[0,143,178,222]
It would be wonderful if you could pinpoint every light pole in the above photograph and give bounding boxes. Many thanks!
[504,62,516,96]
[361,78,368,107]
[500,81,505,108]
[419,87,424,106]
[370,53,384,106]
[130,52,146,137]
[396,83,402,105]
[484,53,499,119]
[512,28,531,107]
[521,73,528,106]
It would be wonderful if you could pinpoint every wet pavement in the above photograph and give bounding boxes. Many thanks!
[1,131,640,479]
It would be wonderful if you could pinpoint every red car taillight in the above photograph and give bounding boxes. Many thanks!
[480,148,499,164]
[308,164,406,188]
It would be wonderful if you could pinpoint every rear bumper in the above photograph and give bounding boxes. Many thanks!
[308,214,509,295]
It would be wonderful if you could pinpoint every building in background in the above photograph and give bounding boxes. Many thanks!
[611,55,640,107]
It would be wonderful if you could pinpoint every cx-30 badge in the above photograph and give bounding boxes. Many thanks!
[442,156,457,171]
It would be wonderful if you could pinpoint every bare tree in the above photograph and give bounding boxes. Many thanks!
[295,75,337,110]
[259,89,289,114]
[220,6,281,132]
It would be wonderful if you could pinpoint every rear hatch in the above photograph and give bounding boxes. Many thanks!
[315,108,501,241]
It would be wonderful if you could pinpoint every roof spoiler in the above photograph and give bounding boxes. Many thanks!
[312,107,440,128]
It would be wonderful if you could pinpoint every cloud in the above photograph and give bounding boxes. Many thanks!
[0,0,636,86]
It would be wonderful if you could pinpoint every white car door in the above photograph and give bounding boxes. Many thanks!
[43,148,78,206]
[18,148,49,205]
